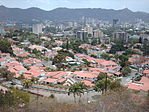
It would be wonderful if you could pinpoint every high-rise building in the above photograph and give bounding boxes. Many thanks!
[84,26,93,36]
[32,24,43,35]
[0,25,5,35]
[77,30,88,41]
[113,31,128,43]
[93,29,104,38]
[113,19,119,27]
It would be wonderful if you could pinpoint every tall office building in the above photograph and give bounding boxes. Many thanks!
[77,30,88,41]
[32,24,43,35]
[113,19,119,27]
[0,25,5,35]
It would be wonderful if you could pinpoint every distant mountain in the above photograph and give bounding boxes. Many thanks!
[0,5,149,23]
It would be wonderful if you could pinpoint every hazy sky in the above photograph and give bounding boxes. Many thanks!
[0,0,148,12]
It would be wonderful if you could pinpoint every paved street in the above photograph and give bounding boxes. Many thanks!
[121,69,137,86]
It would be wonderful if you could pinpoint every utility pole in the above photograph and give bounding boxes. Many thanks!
[66,38,69,50]
[105,73,108,93]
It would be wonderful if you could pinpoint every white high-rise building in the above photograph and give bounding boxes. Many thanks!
[32,24,43,35]
[84,26,93,36]
[0,25,5,35]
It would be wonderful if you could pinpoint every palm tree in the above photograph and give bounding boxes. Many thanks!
[22,79,32,89]
[68,82,87,103]
[77,82,88,102]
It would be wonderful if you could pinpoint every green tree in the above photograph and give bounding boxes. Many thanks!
[22,79,33,89]
[101,44,107,49]
[68,82,87,103]
[121,66,131,76]
[0,39,13,54]
[109,44,126,54]
[124,49,137,56]
[94,79,111,94]
[82,59,90,67]
[118,55,129,68]
[96,72,107,81]
[109,80,123,90]
[100,53,113,60]
[0,68,15,81]
[52,54,66,67]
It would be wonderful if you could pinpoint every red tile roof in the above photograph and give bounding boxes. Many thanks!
[128,77,149,91]
[74,71,97,79]
[81,80,94,87]
[42,78,57,83]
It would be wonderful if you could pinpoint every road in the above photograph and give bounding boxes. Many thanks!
[121,69,137,86]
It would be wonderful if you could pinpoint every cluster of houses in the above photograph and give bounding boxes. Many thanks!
[0,39,149,92]
[128,55,149,91]
[79,44,111,57]
[0,42,122,88]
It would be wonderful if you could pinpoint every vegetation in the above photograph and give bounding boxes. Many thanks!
[68,82,87,103]
[0,88,30,108]
[109,44,127,54]
[118,54,129,68]
[142,43,149,56]
[82,59,90,67]
[52,54,66,67]
[121,66,131,76]
[100,53,113,60]
[0,68,15,81]
[94,78,112,93]
[96,72,107,82]
[0,39,13,54]
[124,49,138,56]
[62,39,87,54]
[58,50,74,58]
[22,79,33,89]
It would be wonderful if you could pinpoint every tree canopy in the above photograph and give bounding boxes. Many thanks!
[0,39,13,54]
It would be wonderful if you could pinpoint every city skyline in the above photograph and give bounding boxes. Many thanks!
[0,0,148,13]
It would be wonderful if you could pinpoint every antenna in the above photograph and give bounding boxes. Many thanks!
[124,0,128,9]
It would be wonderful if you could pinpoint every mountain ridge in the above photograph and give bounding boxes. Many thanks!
[0,5,148,23]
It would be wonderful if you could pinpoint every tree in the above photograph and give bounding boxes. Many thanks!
[18,74,25,80]
[0,39,13,54]
[82,59,90,67]
[96,72,107,82]
[109,80,123,90]
[52,54,66,67]
[68,82,87,103]
[139,37,142,43]
[31,77,38,84]
[124,49,137,56]
[109,44,126,54]
[101,44,107,49]
[58,50,74,58]
[0,68,15,81]
[121,66,131,77]
[100,53,113,60]
[22,79,33,89]
[91,39,97,46]
[118,55,129,68]
[94,79,111,94]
